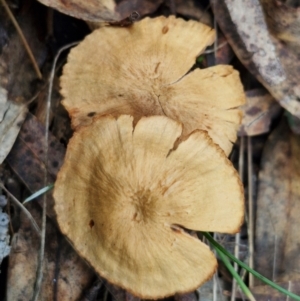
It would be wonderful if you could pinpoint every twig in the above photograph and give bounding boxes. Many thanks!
[31,41,79,301]
[0,0,42,79]
[80,279,103,301]
[247,137,254,287]
[231,136,245,301]
[0,182,41,236]
[204,41,228,54]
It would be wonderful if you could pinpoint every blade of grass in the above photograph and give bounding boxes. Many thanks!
[23,184,54,204]
[203,232,300,301]
[216,246,256,301]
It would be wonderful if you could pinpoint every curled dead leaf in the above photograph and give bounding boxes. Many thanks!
[36,0,163,22]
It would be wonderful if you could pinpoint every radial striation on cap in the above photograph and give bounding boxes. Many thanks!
[54,115,244,299]
[60,16,245,155]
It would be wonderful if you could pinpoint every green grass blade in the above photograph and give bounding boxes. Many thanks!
[203,232,300,301]
[216,247,256,301]
[23,184,54,204]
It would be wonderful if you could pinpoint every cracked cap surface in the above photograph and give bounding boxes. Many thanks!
[53,115,244,299]
[60,16,245,155]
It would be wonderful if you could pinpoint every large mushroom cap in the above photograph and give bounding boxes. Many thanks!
[61,16,246,155]
[54,115,244,299]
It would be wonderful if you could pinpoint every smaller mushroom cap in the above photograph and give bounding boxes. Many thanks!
[61,16,246,155]
[54,115,244,299]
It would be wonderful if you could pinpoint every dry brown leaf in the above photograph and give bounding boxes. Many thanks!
[173,0,212,26]
[37,0,163,22]
[0,195,10,264]
[0,60,27,165]
[5,113,96,300]
[239,89,281,136]
[6,202,94,301]
[211,0,300,118]
[0,7,46,101]
[215,33,235,65]
[261,0,300,54]
[6,113,65,219]
[252,281,300,300]
[231,280,300,300]
[0,4,48,163]
[255,119,300,284]
[0,98,27,164]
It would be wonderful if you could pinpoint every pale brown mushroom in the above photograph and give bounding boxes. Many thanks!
[53,115,244,299]
[60,16,246,155]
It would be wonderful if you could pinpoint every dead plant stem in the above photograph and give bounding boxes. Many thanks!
[1,0,42,79]
[31,42,79,301]
[247,136,254,287]
[0,182,41,236]
[231,136,245,301]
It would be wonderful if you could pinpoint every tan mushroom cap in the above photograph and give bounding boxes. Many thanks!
[61,16,246,155]
[54,115,244,299]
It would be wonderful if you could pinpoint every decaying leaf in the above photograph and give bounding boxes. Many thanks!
[239,89,281,136]
[0,87,7,119]
[0,98,27,164]
[0,65,27,166]
[0,7,46,101]
[211,0,300,118]
[252,280,300,300]
[5,113,96,300]
[0,4,48,163]
[6,202,94,301]
[255,119,300,284]
[174,0,212,26]
[0,195,10,265]
[36,0,163,22]
[6,113,65,219]
[261,0,300,54]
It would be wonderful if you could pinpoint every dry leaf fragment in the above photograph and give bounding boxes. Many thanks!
[6,113,65,219]
[53,115,244,299]
[0,87,27,164]
[36,0,163,22]
[211,0,300,118]
[255,119,300,284]
[61,16,245,155]
[261,0,300,54]
[0,195,10,265]
[6,202,94,301]
[239,89,281,136]
[173,0,212,26]
[5,114,95,300]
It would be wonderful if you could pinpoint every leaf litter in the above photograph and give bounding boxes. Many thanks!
[1,1,300,300]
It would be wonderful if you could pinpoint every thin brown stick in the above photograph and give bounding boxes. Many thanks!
[1,0,42,79]
[0,182,41,236]
[231,136,245,301]
[212,16,219,301]
[6,198,14,237]
[247,136,254,287]
[31,41,79,301]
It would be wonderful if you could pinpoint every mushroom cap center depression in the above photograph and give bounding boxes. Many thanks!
[130,189,157,223]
